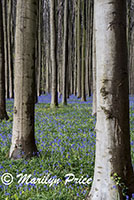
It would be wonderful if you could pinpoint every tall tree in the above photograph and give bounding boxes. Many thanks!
[0,0,9,121]
[37,0,43,97]
[73,0,77,96]
[2,0,9,99]
[62,0,68,105]
[9,0,38,159]
[7,0,14,98]
[81,0,86,101]
[128,0,134,95]
[85,0,93,97]
[50,0,58,108]
[77,0,81,98]
[44,0,51,94]
[88,0,134,199]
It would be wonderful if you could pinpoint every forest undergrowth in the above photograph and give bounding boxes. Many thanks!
[0,94,133,200]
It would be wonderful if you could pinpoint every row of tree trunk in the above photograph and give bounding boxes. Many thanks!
[0,0,134,198]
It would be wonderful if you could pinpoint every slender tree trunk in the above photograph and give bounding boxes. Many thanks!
[85,0,90,97]
[0,0,9,121]
[86,0,93,97]
[88,0,134,199]
[81,0,86,102]
[89,0,93,95]
[68,11,73,96]
[129,0,134,95]
[77,0,81,98]
[62,0,68,105]
[41,46,45,94]
[46,47,49,93]
[35,37,38,103]
[37,0,42,97]
[9,0,38,159]
[74,1,77,96]
[50,0,58,108]
[7,0,14,98]
[2,0,9,99]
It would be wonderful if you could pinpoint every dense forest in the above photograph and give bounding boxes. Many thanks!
[0,0,134,199]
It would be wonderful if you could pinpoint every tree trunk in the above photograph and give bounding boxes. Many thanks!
[92,18,97,116]
[89,0,93,96]
[41,46,45,94]
[62,0,68,105]
[0,0,9,121]
[68,10,73,96]
[81,0,86,102]
[37,0,42,97]
[7,0,14,99]
[73,1,77,96]
[77,0,81,98]
[85,0,90,97]
[2,0,9,99]
[46,48,49,93]
[50,0,58,108]
[88,0,93,97]
[129,0,134,95]
[9,0,38,159]
[88,0,134,199]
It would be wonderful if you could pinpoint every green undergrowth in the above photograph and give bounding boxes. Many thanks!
[0,100,95,200]
[0,99,134,200]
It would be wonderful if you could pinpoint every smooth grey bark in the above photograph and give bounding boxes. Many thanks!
[2,0,9,99]
[88,0,93,97]
[129,0,134,95]
[66,12,72,99]
[37,0,42,97]
[57,0,64,98]
[35,38,38,103]
[85,0,91,97]
[88,0,134,199]
[81,0,86,102]
[73,1,77,96]
[92,21,97,116]
[62,0,68,105]
[9,0,38,159]
[77,0,81,98]
[7,0,14,99]
[46,47,50,93]
[41,46,45,94]
[0,0,9,121]
[68,8,73,96]
[50,0,58,108]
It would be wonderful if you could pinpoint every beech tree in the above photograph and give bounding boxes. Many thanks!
[81,0,86,102]
[129,0,134,95]
[2,0,9,99]
[88,0,134,199]
[92,22,97,116]
[62,0,68,105]
[76,0,81,98]
[7,0,14,99]
[9,0,38,159]
[0,0,9,121]
[50,0,58,108]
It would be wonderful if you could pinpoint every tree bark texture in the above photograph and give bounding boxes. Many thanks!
[9,0,38,159]
[50,0,58,107]
[0,0,9,121]
[88,0,134,199]
[62,0,68,105]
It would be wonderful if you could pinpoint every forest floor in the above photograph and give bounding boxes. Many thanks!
[0,94,134,200]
